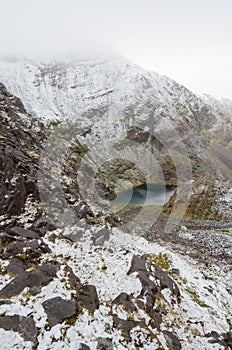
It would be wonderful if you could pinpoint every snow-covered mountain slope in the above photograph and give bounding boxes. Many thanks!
[0,55,228,160]
[0,55,215,125]
[0,55,231,221]
[1,55,231,157]
[0,56,218,172]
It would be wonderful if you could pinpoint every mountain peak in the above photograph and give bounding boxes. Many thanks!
[0,55,202,123]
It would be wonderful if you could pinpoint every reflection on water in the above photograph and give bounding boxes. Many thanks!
[112,184,175,206]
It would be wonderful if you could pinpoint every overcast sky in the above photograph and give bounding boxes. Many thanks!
[0,0,231,98]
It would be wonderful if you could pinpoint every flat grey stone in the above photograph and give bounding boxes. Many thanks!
[42,297,77,327]
[0,315,38,343]
[0,262,59,298]
[163,330,182,349]
[8,226,40,239]
[78,284,99,312]
[113,292,137,312]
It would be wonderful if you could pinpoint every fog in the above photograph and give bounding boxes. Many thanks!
[0,0,232,98]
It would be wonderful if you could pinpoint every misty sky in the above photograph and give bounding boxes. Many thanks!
[0,0,231,98]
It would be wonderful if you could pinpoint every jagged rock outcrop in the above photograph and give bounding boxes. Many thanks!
[0,82,45,218]
[127,255,181,298]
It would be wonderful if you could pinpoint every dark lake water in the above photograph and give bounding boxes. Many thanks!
[112,184,175,206]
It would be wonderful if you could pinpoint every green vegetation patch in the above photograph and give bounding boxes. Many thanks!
[145,252,172,270]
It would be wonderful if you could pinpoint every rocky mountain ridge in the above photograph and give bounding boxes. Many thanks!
[0,59,231,349]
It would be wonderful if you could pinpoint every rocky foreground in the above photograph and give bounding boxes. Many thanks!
[0,220,231,349]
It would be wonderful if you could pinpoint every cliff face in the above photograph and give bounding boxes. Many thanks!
[0,83,112,230]
[0,83,45,218]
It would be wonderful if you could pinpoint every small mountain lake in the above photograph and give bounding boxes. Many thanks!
[112,184,175,206]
